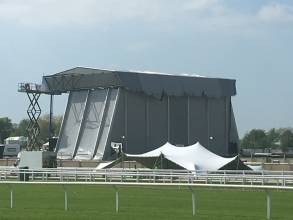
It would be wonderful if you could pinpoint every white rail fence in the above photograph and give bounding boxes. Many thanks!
[1,168,293,220]
[1,168,293,186]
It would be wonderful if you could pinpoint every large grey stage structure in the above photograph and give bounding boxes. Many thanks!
[42,67,239,160]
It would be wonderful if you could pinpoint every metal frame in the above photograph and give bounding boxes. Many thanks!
[18,83,58,151]
[49,74,82,93]
[26,92,41,150]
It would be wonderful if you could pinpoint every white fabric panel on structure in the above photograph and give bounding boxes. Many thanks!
[94,89,120,160]
[126,142,238,171]
[57,88,120,160]
[75,89,108,160]
[57,90,88,159]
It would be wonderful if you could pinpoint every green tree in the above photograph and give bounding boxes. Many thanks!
[38,114,63,144]
[0,117,14,143]
[241,129,268,148]
[52,115,62,136]
[280,130,293,150]
[266,128,280,148]
[12,119,30,137]
[10,115,62,146]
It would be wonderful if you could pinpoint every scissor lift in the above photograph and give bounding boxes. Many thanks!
[18,83,43,150]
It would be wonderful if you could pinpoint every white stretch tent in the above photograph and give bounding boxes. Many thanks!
[125,142,250,171]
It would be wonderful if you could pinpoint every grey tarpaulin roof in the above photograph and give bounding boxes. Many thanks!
[42,67,236,98]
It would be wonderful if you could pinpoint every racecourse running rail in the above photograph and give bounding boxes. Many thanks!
[0,167,293,219]
[0,167,293,187]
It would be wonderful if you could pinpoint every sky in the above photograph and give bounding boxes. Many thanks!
[0,0,292,137]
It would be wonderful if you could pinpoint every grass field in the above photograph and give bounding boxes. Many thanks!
[0,184,292,220]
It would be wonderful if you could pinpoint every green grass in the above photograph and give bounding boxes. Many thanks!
[0,184,292,220]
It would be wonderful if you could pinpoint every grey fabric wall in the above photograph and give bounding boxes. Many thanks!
[188,96,208,147]
[148,96,168,149]
[208,97,228,155]
[103,89,235,159]
[228,105,239,155]
[103,89,126,160]
[125,91,147,154]
[56,88,238,160]
[169,96,188,146]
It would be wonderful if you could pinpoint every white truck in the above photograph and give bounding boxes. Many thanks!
[3,136,27,157]
[16,151,57,169]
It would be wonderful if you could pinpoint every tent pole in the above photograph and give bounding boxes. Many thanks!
[153,155,159,169]
[237,154,240,169]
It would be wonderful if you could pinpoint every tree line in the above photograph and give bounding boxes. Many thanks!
[241,128,293,150]
[0,115,62,145]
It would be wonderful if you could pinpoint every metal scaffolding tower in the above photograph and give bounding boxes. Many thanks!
[18,83,43,150]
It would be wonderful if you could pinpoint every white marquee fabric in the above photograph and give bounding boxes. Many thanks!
[126,142,246,171]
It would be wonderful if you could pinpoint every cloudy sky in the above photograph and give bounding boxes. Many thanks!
[0,0,292,136]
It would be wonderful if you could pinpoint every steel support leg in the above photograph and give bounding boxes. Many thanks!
[48,94,54,151]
